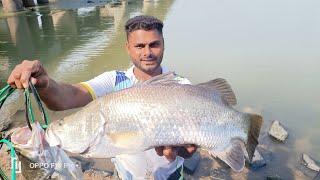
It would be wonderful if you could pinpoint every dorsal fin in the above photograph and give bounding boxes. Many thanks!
[138,72,179,85]
[197,78,237,106]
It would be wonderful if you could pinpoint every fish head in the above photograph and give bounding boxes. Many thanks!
[11,123,47,161]
[10,122,83,179]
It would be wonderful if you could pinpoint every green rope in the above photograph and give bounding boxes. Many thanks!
[0,82,51,179]
[24,83,50,129]
[0,83,50,129]
[28,81,50,128]
[0,85,15,109]
[0,85,11,96]
[24,89,35,124]
[0,85,15,180]
[0,139,16,180]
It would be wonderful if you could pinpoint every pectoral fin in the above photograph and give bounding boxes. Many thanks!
[107,131,143,149]
[213,139,245,172]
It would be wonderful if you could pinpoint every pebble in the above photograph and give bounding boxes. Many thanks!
[266,175,282,180]
[268,121,288,142]
[249,149,267,170]
[302,153,320,172]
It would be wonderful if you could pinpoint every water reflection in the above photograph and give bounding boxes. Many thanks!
[0,0,175,83]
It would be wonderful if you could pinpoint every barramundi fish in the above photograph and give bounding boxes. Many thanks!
[14,73,263,173]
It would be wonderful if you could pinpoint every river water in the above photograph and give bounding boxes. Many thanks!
[0,0,319,179]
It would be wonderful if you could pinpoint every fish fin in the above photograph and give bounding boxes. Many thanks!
[245,113,263,162]
[138,72,179,85]
[214,139,245,172]
[107,131,143,149]
[197,78,237,106]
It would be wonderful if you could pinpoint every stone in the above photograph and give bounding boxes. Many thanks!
[302,153,320,172]
[266,175,282,180]
[184,151,201,175]
[249,149,266,170]
[268,120,288,142]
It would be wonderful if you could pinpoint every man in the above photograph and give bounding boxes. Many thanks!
[7,15,197,179]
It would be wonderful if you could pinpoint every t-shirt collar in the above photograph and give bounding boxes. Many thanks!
[126,65,168,81]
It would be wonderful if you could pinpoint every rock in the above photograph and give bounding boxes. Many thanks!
[302,153,320,172]
[87,0,94,3]
[268,120,288,142]
[184,151,201,174]
[266,175,282,180]
[249,149,266,170]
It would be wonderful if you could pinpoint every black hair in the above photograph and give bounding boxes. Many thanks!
[125,15,163,38]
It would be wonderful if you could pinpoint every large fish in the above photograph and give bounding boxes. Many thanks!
[44,72,263,172]
[14,73,262,174]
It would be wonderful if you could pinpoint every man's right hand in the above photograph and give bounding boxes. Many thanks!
[7,60,49,89]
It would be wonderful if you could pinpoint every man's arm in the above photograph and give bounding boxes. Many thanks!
[37,80,92,111]
[7,60,92,111]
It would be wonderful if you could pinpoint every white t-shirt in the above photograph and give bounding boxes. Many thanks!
[81,66,190,179]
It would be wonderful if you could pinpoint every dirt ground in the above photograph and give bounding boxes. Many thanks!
[0,148,314,180]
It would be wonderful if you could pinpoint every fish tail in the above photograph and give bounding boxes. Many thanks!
[245,113,263,162]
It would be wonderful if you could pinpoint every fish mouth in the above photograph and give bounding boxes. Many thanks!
[10,126,37,158]
[10,123,47,159]
[11,126,32,145]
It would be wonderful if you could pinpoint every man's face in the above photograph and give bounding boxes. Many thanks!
[126,29,164,74]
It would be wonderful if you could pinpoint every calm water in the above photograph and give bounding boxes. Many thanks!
[0,0,319,179]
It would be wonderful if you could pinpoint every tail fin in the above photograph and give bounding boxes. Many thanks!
[245,113,263,162]
[213,139,246,172]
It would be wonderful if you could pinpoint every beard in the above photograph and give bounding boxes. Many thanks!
[132,54,163,75]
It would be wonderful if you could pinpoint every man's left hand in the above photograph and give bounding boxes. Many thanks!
[155,144,197,162]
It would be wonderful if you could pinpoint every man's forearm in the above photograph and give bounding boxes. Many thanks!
[38,79,92,111]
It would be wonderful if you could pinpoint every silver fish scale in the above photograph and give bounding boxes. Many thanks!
[96,84,249,155]
[45,83,250,157]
